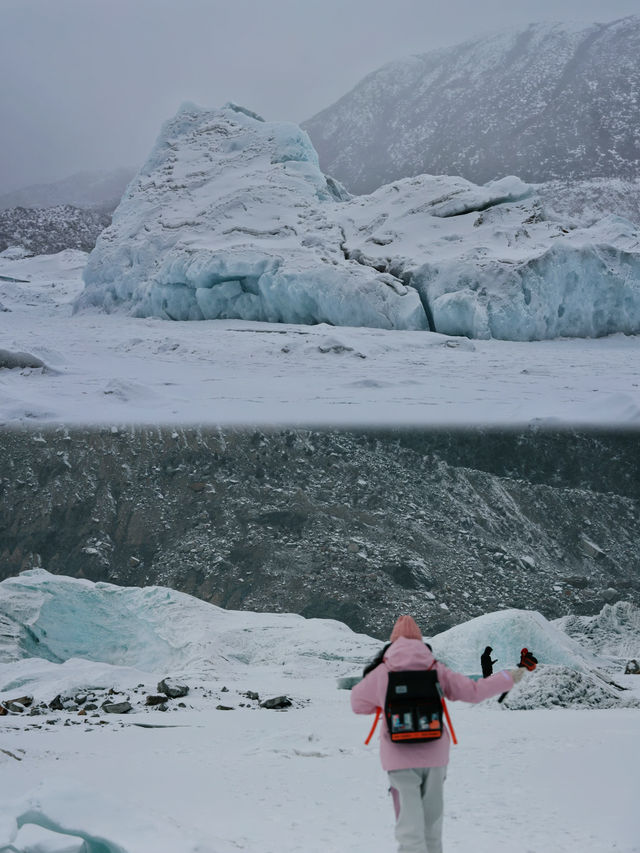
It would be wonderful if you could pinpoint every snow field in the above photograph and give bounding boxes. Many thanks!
[1,691,639,853]
[1,571,639,852]
[1,252,639,426]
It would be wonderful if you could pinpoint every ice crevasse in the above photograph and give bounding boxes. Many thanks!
[77,102,640,341]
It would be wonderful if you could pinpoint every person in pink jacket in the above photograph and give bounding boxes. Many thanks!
[351,615,524,853]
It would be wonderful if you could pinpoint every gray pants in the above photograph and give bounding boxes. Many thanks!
[388,766,446,853]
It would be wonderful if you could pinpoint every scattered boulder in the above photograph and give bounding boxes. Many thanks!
[216,705,234,711]
[146,695,168,706]
[260,696,293,710]
[562,575,591,589]
[625,659,640,675]
[157,678,189,699]
[579,536,605,559]
[102,701,133,714]
[0,348,45,370]
[0,705,8,716]
[243,691,260,701]
[602,588,619,603]
[48,695,64,711]
[0,246,31,261]
[10,695,33,708]
[337,676,361,690]
[3,701,26,713]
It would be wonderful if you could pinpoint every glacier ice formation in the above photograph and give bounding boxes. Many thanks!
[78,102,426,331]
[78,102,640,341]
[0,569,378,681]
[2,571,633,714]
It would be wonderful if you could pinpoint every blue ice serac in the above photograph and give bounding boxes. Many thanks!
[77,103,640,341]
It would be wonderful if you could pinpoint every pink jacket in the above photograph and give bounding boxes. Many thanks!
[351,637,514,770]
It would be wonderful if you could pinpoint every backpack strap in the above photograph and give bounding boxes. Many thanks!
[364,706,382,745]
[430,659,458,745]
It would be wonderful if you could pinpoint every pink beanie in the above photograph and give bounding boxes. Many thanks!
[390,615,422,643]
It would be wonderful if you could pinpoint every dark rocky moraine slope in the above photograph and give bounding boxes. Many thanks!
[0,428,638,639]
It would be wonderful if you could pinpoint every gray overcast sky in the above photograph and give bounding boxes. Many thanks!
[1,0,638,193]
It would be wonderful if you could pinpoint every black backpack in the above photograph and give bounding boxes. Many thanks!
[384,668,443,743]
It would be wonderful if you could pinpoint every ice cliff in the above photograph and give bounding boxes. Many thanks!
[79,102,640,341]
[340,176,640,340]
[78,102,426,331]
[0,569,378,683]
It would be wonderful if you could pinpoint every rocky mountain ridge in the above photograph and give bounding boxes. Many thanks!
[304,17,640,194]
[0,205,110,256]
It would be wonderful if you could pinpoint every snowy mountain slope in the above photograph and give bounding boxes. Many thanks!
[535,177,640,227]
[303,17,640,194]
[0,168,134,212]
[77,102,640,341]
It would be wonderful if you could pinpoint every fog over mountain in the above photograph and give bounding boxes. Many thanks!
[0,169,134,213]
[304,17,640,194]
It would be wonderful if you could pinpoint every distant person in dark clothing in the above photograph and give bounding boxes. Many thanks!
[481,646,498,678]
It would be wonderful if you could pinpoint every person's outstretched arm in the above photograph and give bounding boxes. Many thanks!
[350,664,386,714]
[437,663,515,703]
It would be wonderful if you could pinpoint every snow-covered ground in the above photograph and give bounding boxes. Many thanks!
[1,571,639,853]
[1,250,640,426]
